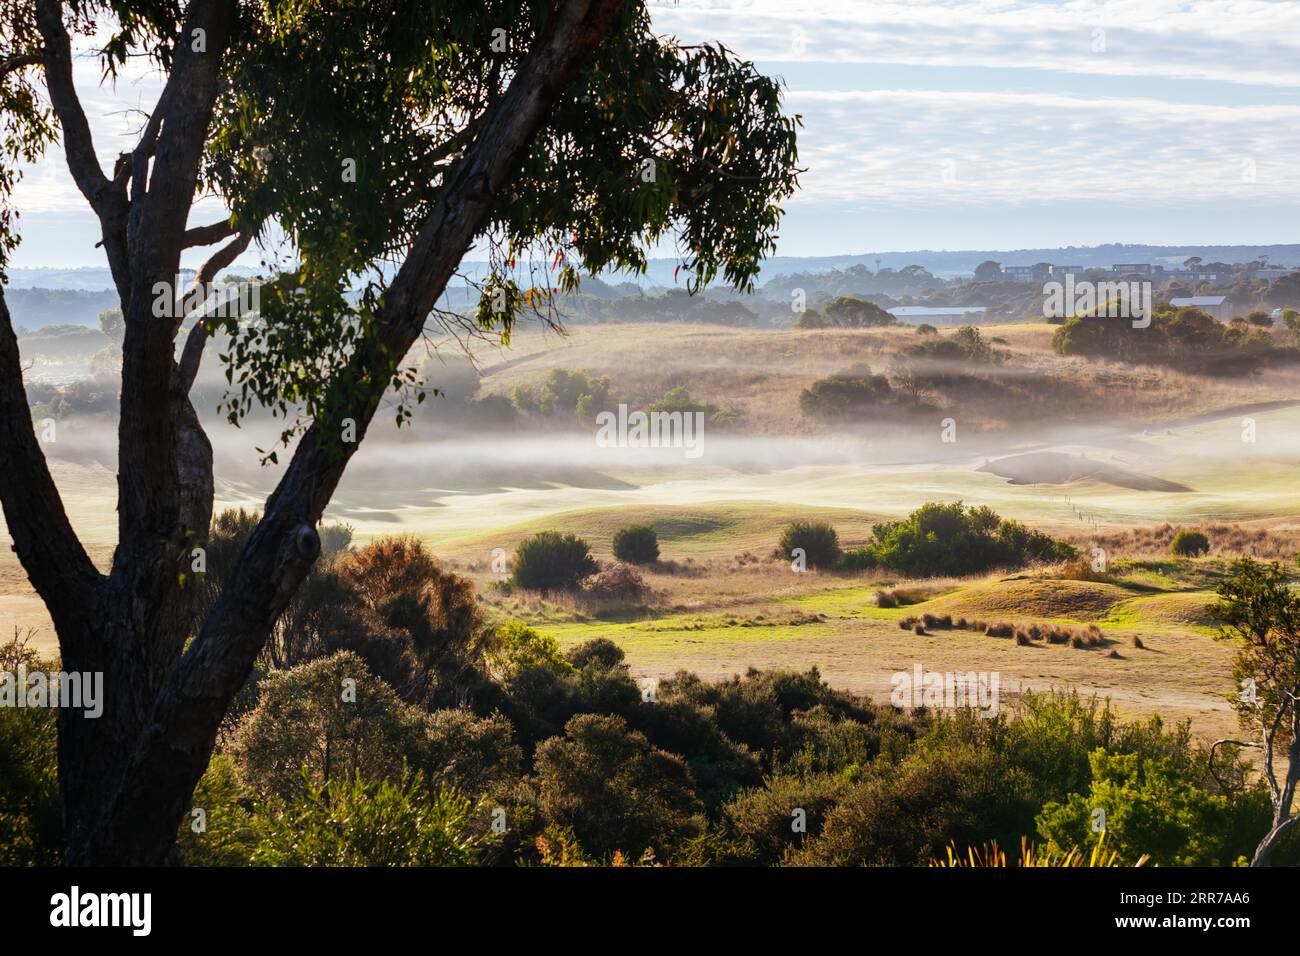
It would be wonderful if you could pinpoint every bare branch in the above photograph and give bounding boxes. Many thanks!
[0,53,43,77]
[34,0,118,216]
[181,218,238,249]
[1207,737,1261,795]
[175,231,252,393]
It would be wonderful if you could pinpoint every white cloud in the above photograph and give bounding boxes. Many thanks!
[787,88,1300,205]
[650,0,1300,87]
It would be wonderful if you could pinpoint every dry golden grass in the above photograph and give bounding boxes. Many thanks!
[467,321,1300,435]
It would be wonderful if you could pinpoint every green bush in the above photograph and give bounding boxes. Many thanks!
[722,772,851,865]
[612,524,660,564]
[841,547,877,571]
[512,367,611,422]
[798,367,895,421]
[857,501,1073,577]
[1036,749,1237,866]
[488,620,573,680]
[823,296,897,328]
[229,651,433,803]
[1052,307,1281,376]
[791,741,1036,866]
[534,714,705,860]
[253,771,491,866]
[178,754,261,866]
[1170,529,1210,557]
[511,531,599,591]
[905,325,998,364]
[778,520,842,569]
[564,638,627,671]
[0,691,62,866]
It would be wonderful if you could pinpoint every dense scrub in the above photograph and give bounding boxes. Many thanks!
[1052,306,1300,374]
[3,513,1291,867]
[843,502,1075,576]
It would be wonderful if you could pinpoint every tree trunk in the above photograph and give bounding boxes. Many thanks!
[14,0,628,866]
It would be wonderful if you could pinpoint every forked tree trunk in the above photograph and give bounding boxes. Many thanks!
[1,0,628,866]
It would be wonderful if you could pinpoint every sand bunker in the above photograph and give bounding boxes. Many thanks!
[978,451,1191,493]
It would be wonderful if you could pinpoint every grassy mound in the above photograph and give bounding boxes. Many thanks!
[921,578,1134,622]
[1102,591,1218,633]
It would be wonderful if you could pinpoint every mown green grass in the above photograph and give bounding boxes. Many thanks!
[432,500,885,561]
[1110,558,1234,593]
[537,613,831,651]
[1100,591,1220,635]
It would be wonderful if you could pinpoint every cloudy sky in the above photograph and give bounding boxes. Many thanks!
[10,0,1300,266]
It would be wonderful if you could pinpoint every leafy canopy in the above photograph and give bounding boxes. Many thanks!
[195,0,800,447]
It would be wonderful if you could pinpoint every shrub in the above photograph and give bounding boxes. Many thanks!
[798,367,895,421]
[534,714,705,859]
[253,771,491,866]
[272,536,490,708]
[612,524,660,564]
[564,638,627,671]
[0,635,62,865]
[905,325,998,364]
[841,547,877,570]
[422,709,524,798]
[488,620,573,680]
[1036,750,1236,866]
[791,742,1036,866]
[178,754,261,866]
[858,502,1074,577]
[583,562,650,602]
[1170,529,1210,557]
[821,296,897,328]
[511,531,599,591]
[722,773,851,865]
[229,651,432,802]
[778,520,842,569]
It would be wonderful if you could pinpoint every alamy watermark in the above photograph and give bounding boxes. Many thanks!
[594,404,705,459]
[1,664,103,718]
[1042,274,1151,328]
[890,664,1000,718]
[151,277,260,320]
[50,886,150,936]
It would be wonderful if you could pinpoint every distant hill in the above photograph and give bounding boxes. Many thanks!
[4,287,120,330]
[9,244,1300,328]
[12,243,1300,293]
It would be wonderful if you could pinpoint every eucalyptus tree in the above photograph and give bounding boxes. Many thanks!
[0,0,799,864]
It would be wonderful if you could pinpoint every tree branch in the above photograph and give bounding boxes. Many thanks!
[1,53,43,77]
[0,289,101,641]
[34,0,117,217]
[35,0,132,300]
[175,231,251,393]
[181,218,237,249]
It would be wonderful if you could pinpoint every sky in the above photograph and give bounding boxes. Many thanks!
[9,0,1300,267]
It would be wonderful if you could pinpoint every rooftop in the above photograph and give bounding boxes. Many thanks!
[1169,296,1228,306]
[889,306,988,315]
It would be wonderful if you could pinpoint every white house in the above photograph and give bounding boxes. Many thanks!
[889,306,988,326]
[1169,295,1232,322]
